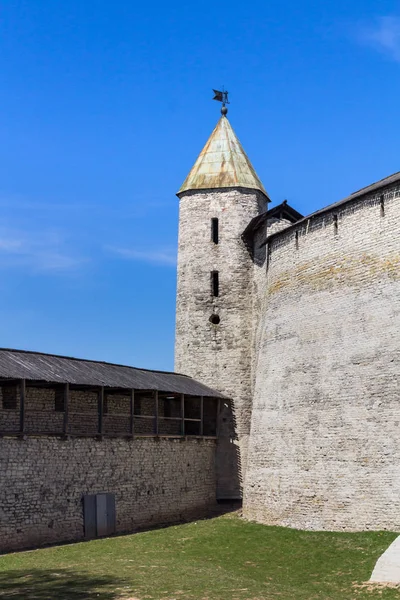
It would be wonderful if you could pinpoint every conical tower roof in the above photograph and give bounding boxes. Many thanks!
[178,115,269,199]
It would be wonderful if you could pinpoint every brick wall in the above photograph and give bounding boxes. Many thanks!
[244,185,400,531]
[0,436,216,552]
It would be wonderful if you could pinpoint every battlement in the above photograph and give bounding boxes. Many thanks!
[265,173,400,250]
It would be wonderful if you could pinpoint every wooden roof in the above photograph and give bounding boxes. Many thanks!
[0,348,225,398]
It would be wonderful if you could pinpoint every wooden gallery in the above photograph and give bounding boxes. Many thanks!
[0,348,223,553]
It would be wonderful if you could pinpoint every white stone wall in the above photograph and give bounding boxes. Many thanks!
[175,187,267,497]
[244,185,400,531]
[251,217,293,395]
[0,436,216,552]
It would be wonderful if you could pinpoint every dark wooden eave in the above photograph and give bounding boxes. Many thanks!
[242,200,304,246]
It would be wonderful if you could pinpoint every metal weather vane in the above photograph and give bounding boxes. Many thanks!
[212,87,229,115]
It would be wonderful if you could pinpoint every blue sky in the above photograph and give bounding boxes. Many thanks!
[0,0,399,370]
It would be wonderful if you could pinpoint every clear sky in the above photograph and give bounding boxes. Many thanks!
[0,1,399,371]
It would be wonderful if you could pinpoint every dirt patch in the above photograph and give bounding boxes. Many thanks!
[353,581,400,591]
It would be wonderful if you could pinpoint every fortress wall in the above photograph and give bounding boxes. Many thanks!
[0,436,216,553]
[244,185,400,530]
[175,188,266,498]
[251,218,293,397]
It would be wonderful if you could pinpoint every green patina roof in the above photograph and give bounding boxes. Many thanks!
[178,115,269,199]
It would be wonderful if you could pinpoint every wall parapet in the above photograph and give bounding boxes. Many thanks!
[264,181,400,252]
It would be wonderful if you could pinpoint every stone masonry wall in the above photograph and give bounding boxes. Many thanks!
[251,217,293,395]
[244,185,400,531]
[0,436,216,552]
[175,187,268,498]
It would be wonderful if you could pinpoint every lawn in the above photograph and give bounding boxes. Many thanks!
[0,512,398,600]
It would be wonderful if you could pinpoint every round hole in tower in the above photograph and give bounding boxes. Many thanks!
[209,314,220,325]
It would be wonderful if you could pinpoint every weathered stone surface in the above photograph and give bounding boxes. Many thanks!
[175,187,268,498]
[0,436,216,552]
[244,186,400,531]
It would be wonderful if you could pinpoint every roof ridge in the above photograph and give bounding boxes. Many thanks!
[264,170,400,244]
[350,170,400,196]
[0,347,193,380]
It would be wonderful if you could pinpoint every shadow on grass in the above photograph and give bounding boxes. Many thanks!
[0,569,126,599]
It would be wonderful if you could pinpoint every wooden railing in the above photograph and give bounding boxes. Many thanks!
[0,380,219,439]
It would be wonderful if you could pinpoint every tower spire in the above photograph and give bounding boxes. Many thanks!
[178,113,269,199]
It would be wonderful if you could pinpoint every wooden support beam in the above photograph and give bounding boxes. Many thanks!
[154,390,159,435]
[216,398,221,438]
[19,379,26,434]
[63,382,69,435]
[98,387,104,437]
[181,393,185,436]
[130,389,135,437]
[200,396,204,436]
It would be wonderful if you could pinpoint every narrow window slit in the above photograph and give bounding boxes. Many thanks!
[211,271,219,297]
[266,244,271,272]
[380,195,385,217]
[333,214,338,235]
[211,218,219,244]
[295,231,299,249]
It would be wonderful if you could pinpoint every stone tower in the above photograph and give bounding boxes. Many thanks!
[175,111,269,497]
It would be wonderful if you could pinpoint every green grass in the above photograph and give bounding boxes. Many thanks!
[0,513,398,599]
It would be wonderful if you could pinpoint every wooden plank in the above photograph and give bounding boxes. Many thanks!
[132,414,156,420]
[19,379,25,434]
[98,387,104,436]
[216,398,221,438]
[0,431,217,439]
[130,389,135,437]
[96,493,108,537]
[200,396,204,436]
[181,393,185,436]
[63,382,69,435]
[83,494,97,539]
[154,390,159,435]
